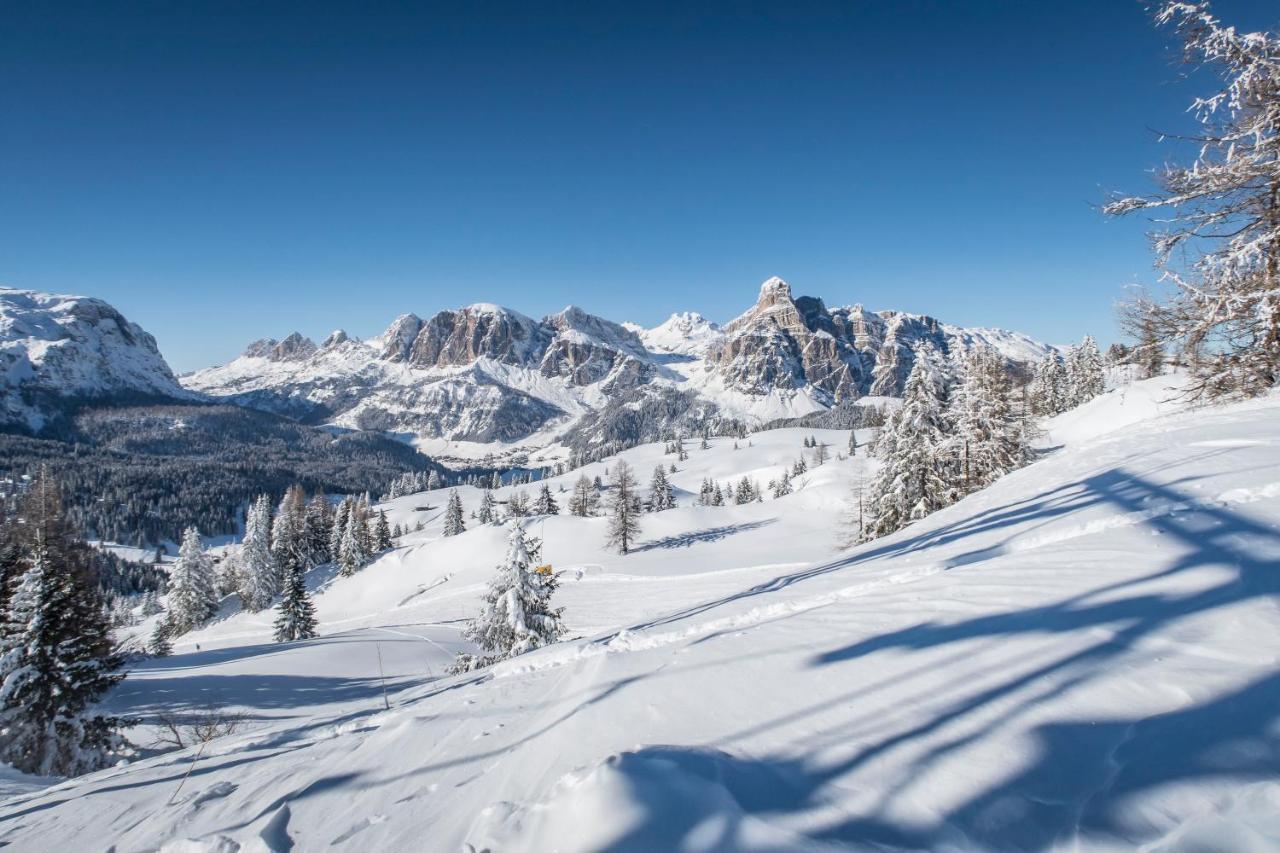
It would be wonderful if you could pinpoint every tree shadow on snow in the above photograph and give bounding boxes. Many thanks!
[582,465,1280,849]
[630,519,777,553]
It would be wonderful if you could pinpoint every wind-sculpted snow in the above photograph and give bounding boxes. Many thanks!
[1,378,1277,851]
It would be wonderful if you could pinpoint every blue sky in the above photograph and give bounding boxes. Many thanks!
[1,1,1275,372]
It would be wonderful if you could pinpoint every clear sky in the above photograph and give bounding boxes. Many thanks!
[1,1,1275,372]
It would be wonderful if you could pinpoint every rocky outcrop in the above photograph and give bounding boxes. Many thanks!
[185,280,1057,449]
[0,288,193,431]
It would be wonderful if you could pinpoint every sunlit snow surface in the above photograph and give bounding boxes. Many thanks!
[2,378,1279,851]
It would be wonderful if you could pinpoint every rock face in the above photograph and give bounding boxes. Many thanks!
[0,288,193,431]
[184,278,1058,450]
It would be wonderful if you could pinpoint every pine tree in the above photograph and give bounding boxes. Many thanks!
[862,347,952,540]
[149,614,174,657]
[273,555,318,643]
[427,470,443,491]
[606,461,641,554]
[848,430,858,456]
[329,497,352,567]
[270,485,306,576]
[373,510,393,551]
[452,524,564,671]
[735,476,754,505]
[478,489,497,524]
[303,494,333,567]
[236,495,277,612]
[533,484,560,516]
[710,482,724,506]
[949,346,1031,495]
[1067,335,1106,405]
[0,473,128,776]
[812,441,829,467]
[337,512,368,577]
[442,490,466,535]
[648,465,674,511]
[166,526,219,635]
[772,470,792,498]
[506,490,530,519]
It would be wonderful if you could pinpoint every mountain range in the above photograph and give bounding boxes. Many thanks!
[2,279,1054,457]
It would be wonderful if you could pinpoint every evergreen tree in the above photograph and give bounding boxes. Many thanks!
[236,494,277,612]
[303,494,333,567]
[478,489,497,524]
[337,512,368,577]
[270,485,306,576]
[373,510,393,551]
[427,470,443,491]
[149,614,173,657]
[272,556,318,643]
[772,470,793,498]
[606,461,641,554]
[648,465,675,511]
[506,490,530,519]
[0,473,128,776]
[848,430,858,456]
[532,483,560,516]
[452,524,564,671]
[166,526,219,635]
[862,348,952,540]
[735,476,754,505]
[949,346,1031,495]
[328,497,352,567]
[1067,335,1106,405]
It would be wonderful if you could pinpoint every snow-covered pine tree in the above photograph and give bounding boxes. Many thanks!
[329,496,352,567]
[0,473,128,776]
[272,551,318,643]
[862,345,953,540]
[648,465,674,511]
[478,489,497,524]
[735,476,754,505]
[427,470,443,491]
[950,346,1031,495]
[451,523,564,672]
[606,460,641,554]
[149,615,173,657]
[271,485,306,576]
[166,526,219,635]
[1067,335,1106,405]
[303,493,333,567]
[848,430,858,456]
[237,494,278,611]
[533,483,559,516]
[772,469,792,498]
[506,490,530,519]
[373,510,393,551]
[337,510,368,577]
[1107,1,1280,399]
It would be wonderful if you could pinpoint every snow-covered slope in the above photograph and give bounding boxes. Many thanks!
[3,378,1277,851]
[0,288,192,430]
[185,278,1055,456]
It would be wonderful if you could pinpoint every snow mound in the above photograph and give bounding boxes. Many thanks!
[470,747,820,853]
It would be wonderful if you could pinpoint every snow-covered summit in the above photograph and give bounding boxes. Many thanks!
[0,287,192,431]
[184,278,1057,452]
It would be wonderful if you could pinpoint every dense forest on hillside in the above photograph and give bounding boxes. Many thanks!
[0,403,438,546]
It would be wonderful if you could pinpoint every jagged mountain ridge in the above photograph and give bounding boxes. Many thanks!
[0,287,196,431]
[185,277,1056,454]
